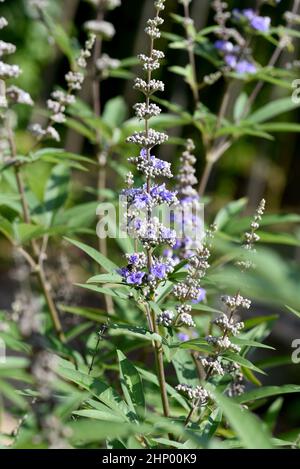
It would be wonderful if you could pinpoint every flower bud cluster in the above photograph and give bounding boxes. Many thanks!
[176,384,209,405]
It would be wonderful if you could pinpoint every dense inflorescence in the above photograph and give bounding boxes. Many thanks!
[170,139,203,261]
[118,0,179,301]
[212,1,272,75]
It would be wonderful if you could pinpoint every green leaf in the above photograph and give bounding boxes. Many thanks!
[110,324,161,343]
[54,201,98,229]
[43,12,76,67]
[242,367,262,387]
[14,223,47,244]
[65,237,118,272]
[190,304,221,314]
[259,122,300,133]
[179,339,214,354]
[136,367,189,410]
[59,304,117,323]
[234,92,249,121]
[65,118,96,142]
[225,213,300,234]
[73,409,125,423]
[257,231,300,247]
[0,193,21,212]
[286,305,300,319]
[41,163,70,226]
[244,314,279,330]
[76,283,128,299]
[69,420,147,443]
[207,384,273,449]
[223,351,266,375]
[214,198,248,230]
[57,358,130,419]
[0,379,28,409]
[264,397,283,432]
[117,350,145,419]
[246,97,300,124]
[0,215,14,241]
[231,337,275,350]
[87,273,122,284]
[103,96,127,127]
[235,385,300,404]
[169,65,191,79]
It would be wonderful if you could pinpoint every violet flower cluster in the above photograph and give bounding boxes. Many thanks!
[233,8,271,33]
[118,0,178,298]
[212,1,269,75]
[168,139,203,262]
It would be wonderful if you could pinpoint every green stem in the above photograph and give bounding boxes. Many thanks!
[149,305,170,418]
[6,121,65,342]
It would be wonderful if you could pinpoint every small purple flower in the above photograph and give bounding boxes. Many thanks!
[235,60,257,74]
[118,267,130,278]
[140,148,148,158]
[250,16,270,32]
[192,288,206,304]
[215,40,234,52]
[128,254,139,265]
[159,189,175,203]
[242,8,255,20]
[126,271,145,285]
[133,192,151,209]
[151,156,167,170]
[224,54,237,68]
[177,332,190,342]
[151,263,168,279]
[133,218,142,230]
[161,227,176,242]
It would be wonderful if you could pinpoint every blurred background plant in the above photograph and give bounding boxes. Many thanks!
[0,0,300,449]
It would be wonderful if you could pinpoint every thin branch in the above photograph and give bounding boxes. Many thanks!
[183,1,200,106]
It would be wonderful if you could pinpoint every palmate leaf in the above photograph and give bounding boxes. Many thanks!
[117,350,145,419]
[136,367,189,411]
[207,384,273,449]
[57,358,130,420]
